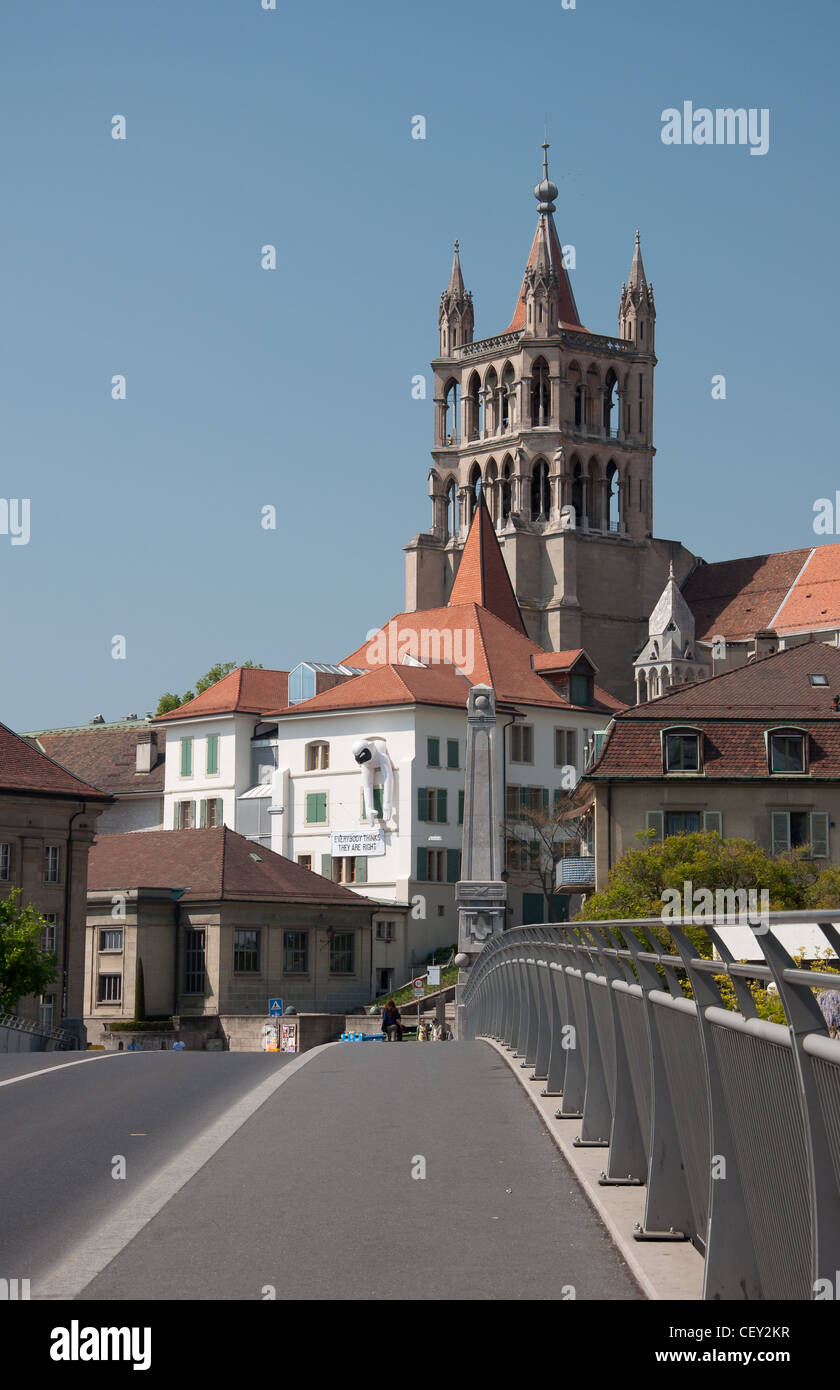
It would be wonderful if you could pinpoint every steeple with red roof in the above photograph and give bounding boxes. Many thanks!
[505,143,582,335]
[448,492,527,634]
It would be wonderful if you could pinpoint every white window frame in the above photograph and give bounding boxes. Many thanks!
[44,846,61,884]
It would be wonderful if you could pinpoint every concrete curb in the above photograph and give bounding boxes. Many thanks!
[483,1037,704,1301]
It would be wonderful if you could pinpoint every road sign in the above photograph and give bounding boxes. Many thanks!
[427,965,441,987]
[268,998,283,1016]
[413,977,425,999]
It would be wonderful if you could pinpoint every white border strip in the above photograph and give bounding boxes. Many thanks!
[0,1051,124,1088]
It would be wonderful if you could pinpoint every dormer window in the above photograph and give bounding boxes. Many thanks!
[570,673,591,706]
[768,729,806,774]
[663,728,701,773]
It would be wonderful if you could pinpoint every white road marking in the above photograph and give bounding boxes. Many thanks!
[0,1051,125,1088]
[35,1043,334,1300]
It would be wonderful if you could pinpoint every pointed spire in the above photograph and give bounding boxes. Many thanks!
[448,492,527,634]
[439,239,474,353]
[447,239,465,297]
[628,229,648,291]
[505,142,581,333]
[647,564,695,640]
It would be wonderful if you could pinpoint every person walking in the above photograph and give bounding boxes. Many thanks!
[381,998,402,1041]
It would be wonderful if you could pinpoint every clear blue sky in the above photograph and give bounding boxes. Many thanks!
[2,0,838,731]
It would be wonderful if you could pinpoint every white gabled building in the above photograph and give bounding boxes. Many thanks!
[155,500,623,985]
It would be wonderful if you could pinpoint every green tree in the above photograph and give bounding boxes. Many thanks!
[154,660,262,717]
[0,889,58,1013]
[574,830,831,929]
[574,830,840,1020]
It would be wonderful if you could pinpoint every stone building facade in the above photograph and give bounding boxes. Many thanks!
[0,720,111,1026]
[404,145,696,703]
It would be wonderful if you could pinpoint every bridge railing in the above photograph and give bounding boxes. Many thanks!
[460,912,840,1300]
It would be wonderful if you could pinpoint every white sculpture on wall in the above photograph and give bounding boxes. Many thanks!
[352,738,395,824]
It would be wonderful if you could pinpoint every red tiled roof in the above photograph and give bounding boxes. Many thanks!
[588,643,840,780]
[335,604,623,715]
[0,722,113,800]
[532,649,590,673]
[31,728,166,795]
[447,495,527,634]
[774,545,840,633]
[87,827,376,905]
[504,213,582,334]
[268,662,474,716]
[683,550,812,642]
[153,668,289,722]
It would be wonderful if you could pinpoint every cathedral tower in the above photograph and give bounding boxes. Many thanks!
[404,145,694,701]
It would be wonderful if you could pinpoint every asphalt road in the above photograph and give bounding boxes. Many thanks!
[1,1043,642,1301]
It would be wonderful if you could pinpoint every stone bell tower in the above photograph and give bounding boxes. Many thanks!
[404,143,696,703]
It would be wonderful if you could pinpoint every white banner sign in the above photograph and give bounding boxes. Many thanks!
[330,828,386,858]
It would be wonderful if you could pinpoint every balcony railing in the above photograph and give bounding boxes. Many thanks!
[557,856,595,885]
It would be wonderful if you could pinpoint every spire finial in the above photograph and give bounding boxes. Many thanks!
[534,137,558,215]
[669,559,675,580]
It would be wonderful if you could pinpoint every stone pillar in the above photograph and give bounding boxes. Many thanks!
[457,486,470,540]
[455,685,507,1039]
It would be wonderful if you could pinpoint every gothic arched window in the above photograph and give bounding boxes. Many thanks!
[501,459,512,521]
[468,372,482,441]
[531,460,550,521]
[444,378,460,445]
[606,460,620,532]
[531,357,550,426]
[469,464,482,521]
[501,363,515,432]
[445,478,457,540]
[604,370,619,437]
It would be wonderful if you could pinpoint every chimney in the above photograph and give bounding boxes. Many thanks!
[753,630,778,659]
[136,730,157,774]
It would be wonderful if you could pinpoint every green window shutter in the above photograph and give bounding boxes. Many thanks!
[458,789,465,824]
[373,787,383,818]
[446,848,461,882]
[427,737,440,767]
[771,811,791,857]
[436,789,447,822]
[553,788,562,811]
[355,856,368,883]
[703,811,723,836]
[417,787,427,821]
[447,739,459,769]
[320,853,332,877]
[416,847,428,881]
[307,792,327,823]
[180,738,192,777]
[190,801,196,830]
[646,811,664,842]
[206,734,218,775]
[519,787,529,812]
[810,812,829,858]
[199,799,207,828]
[541,788,549,811]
